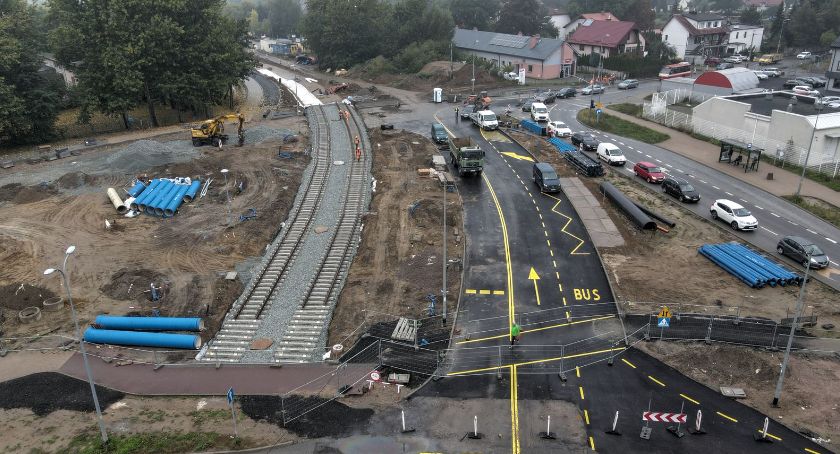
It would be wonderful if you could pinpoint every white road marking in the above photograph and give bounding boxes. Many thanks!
[700,180,707,184]
[806,229,817,234]
[739,199,748,203]
[627,146,634,150]
[771,213,780,217]
[688,174,695,178]
[676,169,684,173]
[655,159,662,163]
[725,192,733,196]
[760,226,779,236]
[646,154,652,158]
[618,142,625,145]
[712,186,720,190]
[636,150,642,153]
[754,205,763,210]
[665,164,673,168]
[827,238,838,244]
[788,221,798,225]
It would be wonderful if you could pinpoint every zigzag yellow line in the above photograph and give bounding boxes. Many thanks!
[544,193,589,255]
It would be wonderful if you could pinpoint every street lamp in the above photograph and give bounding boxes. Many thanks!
[441,179,448,325]
[471,40,478,93]
[795,97,822,197]
[772,250,814,407]
[221,169,232,226]
[44,246,108,444]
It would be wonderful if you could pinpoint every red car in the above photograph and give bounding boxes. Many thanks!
[704,57,721,66]
[633,161,665,183]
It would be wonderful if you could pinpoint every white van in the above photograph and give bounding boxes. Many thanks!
[596,143,626,166]
[530,102,549,122]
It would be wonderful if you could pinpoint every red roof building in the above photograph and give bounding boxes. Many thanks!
[567,20,645,57]
[581,12,619,21]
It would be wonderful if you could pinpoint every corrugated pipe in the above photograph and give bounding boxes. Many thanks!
[632,202,676,228]
[152,183,183,216]
[140,180,171,212]
[164,185,192,216]
[598,182,656,230]
[84,327,201,349]
[127,181,147,198]
[106,188,127,214]
[183,180,202,202]
[131,179,161,211]
[94,315,205,331]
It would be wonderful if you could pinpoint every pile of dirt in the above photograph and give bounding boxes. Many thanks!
[202,277,244,342]
[410,198,457,229]
[0,372,124,416]
[55,171,96,189]
[420,60,465,75]
[100,268,171,303]
[0,284,57,310]
[239,395,373,438]
[0,182,58,204]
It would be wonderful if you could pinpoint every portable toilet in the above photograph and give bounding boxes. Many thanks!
[433,87,443,103]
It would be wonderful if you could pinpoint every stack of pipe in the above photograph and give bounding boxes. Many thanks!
[83,316,205,349]
[126,178,201,217]
[698,242,802,288]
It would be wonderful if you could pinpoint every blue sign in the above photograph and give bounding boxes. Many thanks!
[227,387,235,404]
[657,317,670,328]
[595,108,603,115]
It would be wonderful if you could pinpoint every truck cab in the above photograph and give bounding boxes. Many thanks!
[448,136,485,176]
[530,103,549,122]
[470,110,499,130]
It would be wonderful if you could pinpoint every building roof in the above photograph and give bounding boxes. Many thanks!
[722,92,840,118]
[452,28,566,60]
[683,13,725,22]
[695,67,759,92]
[549,8,569,16]
[581,12,619,21]
[742,0,782,7]
[567,20,638,48]
[729,24,763,31]
[672,15,729,36]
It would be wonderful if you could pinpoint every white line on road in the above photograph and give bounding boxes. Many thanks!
[665,164,673,168]
[807,229,817,234]
[700,180,707,184]
[754,205,763,210]
[655,159,662,163]
[676,168,684,173]
[646,154,652,158]
[725,192,733,196]
[627,146,634,149]
[760,226,779,236]
[827,238,838,244]
[788,221,798,225]
[771,213,780,217]
[712,186,720,190]
[618,142,625,145]
[739,199,748,203]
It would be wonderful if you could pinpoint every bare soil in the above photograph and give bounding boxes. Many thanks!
[327,128,463,348]
[0,117,309,351]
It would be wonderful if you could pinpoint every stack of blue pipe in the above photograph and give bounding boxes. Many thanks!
[128,178,201,217]
[548,137,577,153]
[520,119,546,136]
[83,316,204,349]
[698,242,802,289]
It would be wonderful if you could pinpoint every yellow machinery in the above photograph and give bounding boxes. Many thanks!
[191,113,245,147]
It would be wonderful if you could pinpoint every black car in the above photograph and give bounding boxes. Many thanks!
[571,132,599,151]
[459,105,474,119]
[556,87,577,98]
[812,76,828,87]
[521,100,534,112]
[777,236,830,269]
[662,177,701,203]
[797,77,817,87]
[431,123,448,144]
[534,91,556,104]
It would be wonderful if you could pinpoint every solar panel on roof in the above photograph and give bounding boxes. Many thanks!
[489,35,529,48]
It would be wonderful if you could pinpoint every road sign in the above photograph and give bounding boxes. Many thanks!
[595,108,603,115]
[370,371,381,382]
[643,412,686,423]
[658,306,672,318]
[596,102,604,108]
[227,387,235,405]
[658,317,670,328]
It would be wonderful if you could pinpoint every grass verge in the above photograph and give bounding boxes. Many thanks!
[577,109,670,144]
[607,103,642,116]
[64,431,248,454]
[782,195,840,229]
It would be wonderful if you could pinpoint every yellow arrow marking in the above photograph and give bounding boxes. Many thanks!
[528,267,541,306]
[501,151,534,162]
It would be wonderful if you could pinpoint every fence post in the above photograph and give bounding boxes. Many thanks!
[645,316,651,341]
[378,339,383,367]
[705,317,713,344]
[771,324,778,349]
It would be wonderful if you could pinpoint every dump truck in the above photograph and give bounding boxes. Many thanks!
[448,136,485,176]
[469,109,499,131]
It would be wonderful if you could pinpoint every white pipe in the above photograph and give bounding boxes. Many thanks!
[106,188,127,214]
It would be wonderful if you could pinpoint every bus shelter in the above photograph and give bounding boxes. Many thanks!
[719,139,761,173]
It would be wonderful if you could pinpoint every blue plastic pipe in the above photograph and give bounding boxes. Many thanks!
[94,315,204,331]
[164,185,192,216]
[84,327,201,349]
[699,244,763,288]
[127,181,147,198]
[131,179,161,211]
[714,244,777,286]
[183,180,202,202]
[152,183,183,216]
[141,180,171,212]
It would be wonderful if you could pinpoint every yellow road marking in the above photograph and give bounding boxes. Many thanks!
[447,347,625,375]
[805,448,822,454]
[716,411,738,423]
[579,386,585,400]
[546,239,551,247]
[576,366,581,378]
[535,206,540,212]
[550,250,554,257]
[680,393,699,405]
[566,311,571,321]
[528,267,541,306]
[510,365,521,453]
[482,174,516,336]
[456,315,616,344]
[589,436,595,450]
[493,290,505,295]
[621,358,636,369]
[584,409,590,425]
[756,429,782,441]
[539,213,543,219]
[544,193,589,255]
[544,230,548,237]
[648,375,666,387]
[479,289,491,295]
[562,296,567,306]
[541,222,546,228]
[465,289,477,294]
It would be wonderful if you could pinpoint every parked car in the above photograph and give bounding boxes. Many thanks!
[662,177,700,203]
[716,62,734,70]
[753,71,768,80]
[632,161,665,183]
[431,123,448,144]
[777,236,830,269]
[783,79,800,89]
[521,100,534,112]
[817,96,840,105]
[530,102,549,122]
[581,84,605,95]
[555,87,577,98]
[596,142,626,166]
[798,76,819,86]
[704,57,721,66]
[533,162,561,193]
[547,121,572,137]
[812,76,828,87]
[793,85,820,96]
[723,55,744,63]
[797,51,812,59]
[534,91,556,104]
[617,79,639,89]
[571,132,599,150]
[502,71,519,81]
[762,67,782,77]
[710,199,757,231]
[460,105,475,119]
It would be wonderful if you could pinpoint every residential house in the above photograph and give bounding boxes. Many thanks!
[549,9,573,39]
[452,28,577,79]
[42,54,76,86]
[742,0,783,12]
[567,20,646,58]
[727,24,764,55]
[662,13,729,62]
[655,0,690,12]
[564,12,620,37]
[825,35,840,94]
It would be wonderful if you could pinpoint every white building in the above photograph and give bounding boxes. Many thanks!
[727,24,764,55]
[549,9,572,39]
[662,13,729,61]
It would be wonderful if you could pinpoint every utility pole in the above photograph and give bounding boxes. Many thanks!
[796,98,821,197]
[442,180,447,325]
[773,253,812,406]
[450,41,453,80]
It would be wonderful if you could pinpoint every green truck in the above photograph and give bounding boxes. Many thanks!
[448,136,485,176]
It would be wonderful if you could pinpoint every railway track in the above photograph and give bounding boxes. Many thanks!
[201,105,333,362]
[274,106,370,363]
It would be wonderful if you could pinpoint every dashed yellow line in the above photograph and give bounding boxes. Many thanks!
[716,411,738,423]
[493,290,505,295]
[552,260,557,268]
[756,429,782,441]
[555,271,560,279]
[680,393,699,405]
[576,366,581,378]
[584,409,590,425]
[562,296,567,306]
[805,448,822,454]
[621,358,636,369]
[648,375,666,387]
[589,436,595,450]
[479,289,491,295]
[565,311,571,321]
[550,250,554,257]
[546,239,551,247]
[579,386,585,400]
[465,289,505,295]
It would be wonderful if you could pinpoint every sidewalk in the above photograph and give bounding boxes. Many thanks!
[606,109,840,206]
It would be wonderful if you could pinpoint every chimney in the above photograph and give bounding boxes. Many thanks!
[529,34,541,49]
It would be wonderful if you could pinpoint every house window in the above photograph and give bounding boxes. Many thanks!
[664,34,668,41]
[579,44,584,51]
[715,21,719,27]
[695,36,701,44]
[528,64,533,72]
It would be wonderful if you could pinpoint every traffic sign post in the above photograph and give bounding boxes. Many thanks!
[666,402,686,438]
[539,415,556,440]
[227,387,238,439]
[657,306,671,337]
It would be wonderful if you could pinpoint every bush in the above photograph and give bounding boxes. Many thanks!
[577,109,670,144]
[608,103,642,116]
[577,53,669,78]
[390,40,449,73]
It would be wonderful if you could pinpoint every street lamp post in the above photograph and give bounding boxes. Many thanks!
[44,246,108,444]
[442,180,447,325]
[795,98,822,197]
[772,252,813,407]
[221,168,232,226]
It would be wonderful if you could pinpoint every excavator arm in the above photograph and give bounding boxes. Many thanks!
[190,113,245,146]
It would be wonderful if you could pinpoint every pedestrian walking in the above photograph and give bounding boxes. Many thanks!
[510,322,521,348]
[355,145,362,161]
[455,107,460,122]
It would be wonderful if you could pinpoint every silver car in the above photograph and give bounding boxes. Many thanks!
[581,84,605,95]
[617,79,639,89]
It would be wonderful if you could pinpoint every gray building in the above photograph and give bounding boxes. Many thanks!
[452,28,576,79]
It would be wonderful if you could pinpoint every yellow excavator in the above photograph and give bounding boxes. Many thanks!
[190,113,245,147]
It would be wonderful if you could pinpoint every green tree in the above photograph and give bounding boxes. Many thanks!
[266,0,303,37]
[622,0,655,31]
[711,0,742,14]
[495,0,558,37]
[302,0,393,69]
[787,1,820,48]
[740,6,763,25]
[450,0,500,30]
[820,30,838,47]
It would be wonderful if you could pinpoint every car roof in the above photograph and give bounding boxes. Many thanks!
[783,235,812,245]
[665,176,690,185]
[636,161,656,167]
[535,162,555,171]
[715,199,744,209]
[551,120,566,125]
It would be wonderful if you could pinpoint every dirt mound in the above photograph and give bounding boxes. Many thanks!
[410,199,457,228]
[0,182,58,204]
[55,171,96,189]
[0,284,57,310]
[100,268,171,303]
[0,372,124,416]
[448,63,497,87]
[420,60,465,75]
[239,395,373,438]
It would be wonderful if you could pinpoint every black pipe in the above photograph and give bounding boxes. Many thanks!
[633,202,676,228]
[598,182,657,230]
